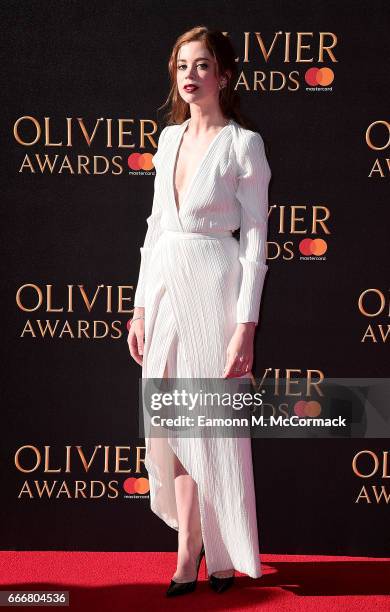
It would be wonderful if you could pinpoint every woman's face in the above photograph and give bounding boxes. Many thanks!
[176,41,222,106]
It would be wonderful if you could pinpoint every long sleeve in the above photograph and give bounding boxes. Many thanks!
[133,126,168,307]
[235,131,271,324]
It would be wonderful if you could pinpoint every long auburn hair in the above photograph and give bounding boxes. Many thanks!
[157,26,255,130]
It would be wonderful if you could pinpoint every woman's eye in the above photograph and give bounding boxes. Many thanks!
[177,63,208,70]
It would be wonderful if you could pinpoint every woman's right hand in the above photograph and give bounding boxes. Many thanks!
[127,308,145,366]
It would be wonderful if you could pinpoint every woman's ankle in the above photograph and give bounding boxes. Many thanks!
[211,569,234,578]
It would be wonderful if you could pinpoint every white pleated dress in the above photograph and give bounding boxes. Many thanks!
[133,117,271,579]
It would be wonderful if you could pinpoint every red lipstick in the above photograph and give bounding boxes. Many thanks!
[184,84,199,92]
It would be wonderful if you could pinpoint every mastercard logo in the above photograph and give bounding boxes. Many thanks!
[305,67,334,87]
[123,477,150,495]
[294,400,322,417]
[299,238,327,256]
[128,152,156,171]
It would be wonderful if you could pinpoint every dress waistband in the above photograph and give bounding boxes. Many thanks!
[163,229,233,240]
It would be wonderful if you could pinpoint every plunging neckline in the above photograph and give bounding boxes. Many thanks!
[171,118,233,215]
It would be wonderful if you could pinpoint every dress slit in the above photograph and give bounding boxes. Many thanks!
[144,286,204,535]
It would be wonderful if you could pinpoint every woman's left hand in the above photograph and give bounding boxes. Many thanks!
[223,323,256,378]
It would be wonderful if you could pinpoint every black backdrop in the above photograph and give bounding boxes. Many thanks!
[2,1,389,556]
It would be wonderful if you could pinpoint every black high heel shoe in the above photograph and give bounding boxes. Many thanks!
[209,570,235,593]
[166,541,205,597]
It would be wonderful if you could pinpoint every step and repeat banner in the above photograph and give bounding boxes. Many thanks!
[2,2,389,555]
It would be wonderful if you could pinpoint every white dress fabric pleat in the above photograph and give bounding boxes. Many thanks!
[134,118,271,578]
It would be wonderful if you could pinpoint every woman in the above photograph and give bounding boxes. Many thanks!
[128,26,271,596]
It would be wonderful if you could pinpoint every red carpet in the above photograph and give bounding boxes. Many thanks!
[1,552,389,610]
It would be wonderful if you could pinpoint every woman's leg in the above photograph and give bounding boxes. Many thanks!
[162,362,203,582]
[172,463,203,581]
